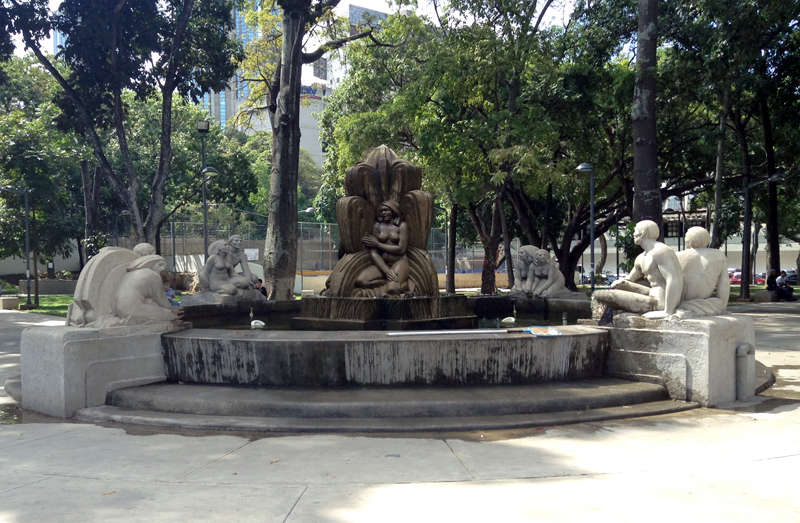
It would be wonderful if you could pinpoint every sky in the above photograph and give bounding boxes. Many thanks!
[14,0,402,57]
[15,0,574,57]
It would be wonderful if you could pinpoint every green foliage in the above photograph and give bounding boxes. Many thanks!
[81,232,109,259]
[609,222,639,273]
[56,270,73,281]
[0,278,18,294]
[0,56,87,262]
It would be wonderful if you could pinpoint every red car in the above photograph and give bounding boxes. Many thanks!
[729,272,765,284]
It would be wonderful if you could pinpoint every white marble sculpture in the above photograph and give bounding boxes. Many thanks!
[593,220,684,320]
[182,236,265,305]
[674,226,730,318]
[509,246,584,300]
[66,245,184,328]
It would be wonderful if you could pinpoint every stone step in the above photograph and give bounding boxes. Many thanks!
[76,401,696,433]
[72,378,698,433]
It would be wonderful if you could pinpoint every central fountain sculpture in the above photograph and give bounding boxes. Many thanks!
[296,145,475,330]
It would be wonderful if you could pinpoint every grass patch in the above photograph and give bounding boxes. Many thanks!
[19,295,74,317]
[0,278,19,294]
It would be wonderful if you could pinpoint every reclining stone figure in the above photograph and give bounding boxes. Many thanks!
[593,220,684,320]
[66,245,183,328]
[674,226,730,318]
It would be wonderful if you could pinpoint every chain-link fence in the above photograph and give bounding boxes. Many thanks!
[114,221,519,274]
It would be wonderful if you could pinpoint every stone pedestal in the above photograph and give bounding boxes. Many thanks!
[20,323,189,418]
[293,295,477,331]
[601,314,755,406]
[513,296,592,324]
[0,296,19,310]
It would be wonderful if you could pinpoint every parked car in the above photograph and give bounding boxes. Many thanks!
[729,272,765,285]
[783,269,798,285]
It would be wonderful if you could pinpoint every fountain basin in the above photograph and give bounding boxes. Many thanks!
[162,325,609,387]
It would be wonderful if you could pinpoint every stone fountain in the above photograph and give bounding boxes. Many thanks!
[294,145,476,330]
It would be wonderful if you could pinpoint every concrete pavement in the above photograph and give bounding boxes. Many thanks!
[2,304,800,522]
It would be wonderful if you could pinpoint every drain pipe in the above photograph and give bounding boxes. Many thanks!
[736,343,756,402]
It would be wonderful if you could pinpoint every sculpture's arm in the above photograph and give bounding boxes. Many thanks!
[612,256,645,289]
[522,263,536,292]
[371,222,409,256]
[369,248,394,280]
[715,269,731,304]
[657,255,684,314]
[237,253,255,281]
[197,256,214,290]
[536,263,560,294]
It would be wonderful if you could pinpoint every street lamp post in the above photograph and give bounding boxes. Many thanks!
[741,172,784,300]
[576,163,596,293]
[0,186,32,308]
[298,207,315,292]
[197,120,210,260]
[201,167,219,262]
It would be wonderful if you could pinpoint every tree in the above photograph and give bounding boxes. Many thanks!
[9,0,243,244]
[631,0,661,226]
[236,0,375,299]
[0,102,85,304]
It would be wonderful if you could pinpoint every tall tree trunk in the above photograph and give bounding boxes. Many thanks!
[542,183,552,250]
[711,89,730,249]
[762,98,780,274]
[263,6,304,299]
[596,234,607,276]
[632,0,661,228]
[751,223,761,282]
[499,194,513,289]
[446,202,457,294]
[467,196,503,295]
[734,109,753,299]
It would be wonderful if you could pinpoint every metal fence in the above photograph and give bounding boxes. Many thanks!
[115,221,520,273]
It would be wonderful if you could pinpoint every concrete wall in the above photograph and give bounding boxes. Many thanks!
[20,324,184,418]
[0,241,81,275]
[603,314,756,407]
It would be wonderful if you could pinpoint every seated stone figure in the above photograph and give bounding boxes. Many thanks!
[510,246,575,299]
[66,245,183,328]
[114,255,185,325]
[185,238,265,304]
[594,220,684,320]
[674,226,730,317]
[227,234,258,286]
[355,200,410,296]
[322,145,439,298]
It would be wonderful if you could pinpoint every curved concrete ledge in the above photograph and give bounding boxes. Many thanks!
[163,325,609,387]
[76,400,698,433]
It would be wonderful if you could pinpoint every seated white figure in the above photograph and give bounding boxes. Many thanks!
[593,220,684,320]
[674,226,729,317]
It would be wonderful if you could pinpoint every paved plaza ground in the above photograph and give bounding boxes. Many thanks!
[1,303,799,522]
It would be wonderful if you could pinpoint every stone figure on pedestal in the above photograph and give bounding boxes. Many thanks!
[355,200,411,296]
[593,220,684,320]
[509,246,581,299]
[321,145,438,298]
[184,236,265,305]
[66,245,184,328]
[674,226,730,317]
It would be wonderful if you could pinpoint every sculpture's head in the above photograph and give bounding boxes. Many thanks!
[378,200,402,225]
[685,226,711,249]
[229,235,243,250]
[127,254,167,274]
[208,239,229,257]
[133,243,156,257]
[633,220,659,245]
[533,249,550,266]
[518,245,537,264]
